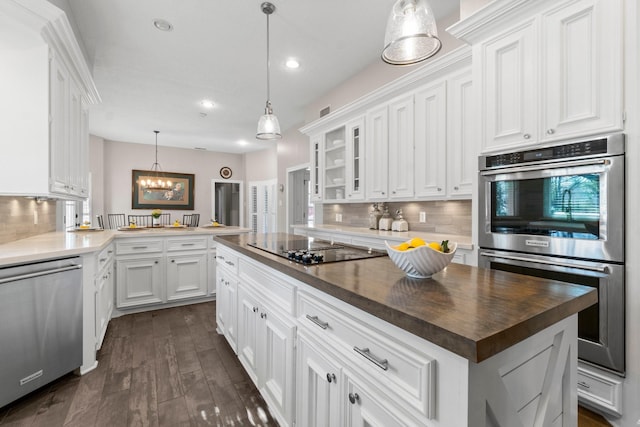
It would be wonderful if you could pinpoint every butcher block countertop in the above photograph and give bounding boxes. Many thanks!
[215,233,597,363]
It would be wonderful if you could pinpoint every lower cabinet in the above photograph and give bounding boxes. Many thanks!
[166,252,208,301]
[116,255,164,308]
[95,244,114,350]
[216,263,238,353]
[237,277,296,427]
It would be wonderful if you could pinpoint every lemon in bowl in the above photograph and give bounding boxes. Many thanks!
[385,239,457,279]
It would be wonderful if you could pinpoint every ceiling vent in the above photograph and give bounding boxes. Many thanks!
[320,105,330,118]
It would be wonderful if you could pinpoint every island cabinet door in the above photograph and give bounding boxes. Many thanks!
[237,285,261,384]
[215,265,238,353]
[166,252,208,302]
[296,331,342,427]
[343,369,413,427]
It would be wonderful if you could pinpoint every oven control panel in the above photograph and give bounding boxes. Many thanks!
[484,138,608,168]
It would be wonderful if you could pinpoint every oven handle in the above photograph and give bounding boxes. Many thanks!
[479,251,609,273]
[480,158,610,176]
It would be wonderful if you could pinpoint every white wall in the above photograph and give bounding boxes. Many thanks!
[102,139,244,222]
[89,134,104,219]
[304,12,464,123]
[244,143,278,183]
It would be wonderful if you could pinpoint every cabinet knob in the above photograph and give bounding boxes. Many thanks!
[154,261,158,264]
[326,373,336,383]
[348,392,360,404]
[547,128,555,135]
[523,133,531,139]
[454,186,459,190]
[381,192,385,195]
[171,259,175,263]
[253,307,258,313]
[260,312,267,319]
[392,190,396,194]
[437,187,442,192]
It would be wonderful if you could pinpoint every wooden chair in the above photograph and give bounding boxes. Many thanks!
[128,215,153,227]
[95,214,104,229]
[107,214,127,229]
[183,213,200,227]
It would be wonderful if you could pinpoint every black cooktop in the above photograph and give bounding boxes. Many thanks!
[247,236,387,265]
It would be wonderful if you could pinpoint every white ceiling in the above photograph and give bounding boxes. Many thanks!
[65,0,459,153]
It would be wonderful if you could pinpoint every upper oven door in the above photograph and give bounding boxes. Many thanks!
[479,155,624,262]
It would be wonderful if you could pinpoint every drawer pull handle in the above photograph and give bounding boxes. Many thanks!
[99,258,107,262]
[181,243,195,246]
[578,381,590,389]
[306,314,329,330]
[348,392,360,404]
[218,255,225,260]
[353,347,388,371]
[326,373,336,383]
[225,261,235,266]
[133,246,148,250]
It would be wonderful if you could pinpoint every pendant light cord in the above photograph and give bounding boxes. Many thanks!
[266,10,271,107]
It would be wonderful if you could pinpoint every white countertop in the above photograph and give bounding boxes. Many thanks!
[0,227,250,267]
[292,224,474,251]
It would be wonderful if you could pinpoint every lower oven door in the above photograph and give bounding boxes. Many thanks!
[479,249,624,374]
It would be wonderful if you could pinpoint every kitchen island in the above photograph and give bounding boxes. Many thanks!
[215,233,597,427]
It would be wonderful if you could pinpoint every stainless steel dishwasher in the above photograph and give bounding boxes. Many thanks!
[0,257,83,408]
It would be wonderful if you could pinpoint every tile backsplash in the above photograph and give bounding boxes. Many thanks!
[0,197,57,245]
[322,200,472,236]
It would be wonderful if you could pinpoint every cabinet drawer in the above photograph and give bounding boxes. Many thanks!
[216,248,239,274]
[577,365,622,417]
[298,290,436,420]
[166,236,208,252]
[116,239,163,255]
[96,244,114,270]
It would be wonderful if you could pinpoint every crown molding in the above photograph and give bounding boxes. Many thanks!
[299,45,471,136]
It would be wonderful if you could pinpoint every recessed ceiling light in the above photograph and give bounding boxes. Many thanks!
[200,99,214,109]
[285,58,300,69]
[153,19,173,32]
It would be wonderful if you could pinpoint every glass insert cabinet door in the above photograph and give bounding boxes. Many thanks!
[310,135,323,202]
[346,117,365,201]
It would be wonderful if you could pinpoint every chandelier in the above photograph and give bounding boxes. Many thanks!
[139,130,172,191]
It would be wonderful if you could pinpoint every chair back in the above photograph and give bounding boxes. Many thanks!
[157,213,171,226]
[128,215,153,227]
[183,213,200,227]
[96,214,104,229]
[107,214,127,229]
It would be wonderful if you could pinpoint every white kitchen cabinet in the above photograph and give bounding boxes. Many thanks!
[479,18,538,151]
[95,244,114,350]
[365,105,389,200]
[476,0,622,153]
[208,249,217,296]
[388,95,415,199]
[115,255,164,309]
[166,252,208,302]
[414,80,447,198]
[0,3,98,199]
[296,331,342,427]
[540,0,622,142]
[310,135,323,202]
[216,263,238,353]
[446,68,475,197]
[323,126,347,202]
[237,275,296,427]
[345,117,365,201]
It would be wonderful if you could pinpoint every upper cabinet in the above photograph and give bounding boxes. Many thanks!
[301,47,473,204]
[0,0,100,199]
[450,0,623,153]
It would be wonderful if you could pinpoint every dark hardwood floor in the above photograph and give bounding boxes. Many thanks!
[0,302,276,427]
[0,301,613,427]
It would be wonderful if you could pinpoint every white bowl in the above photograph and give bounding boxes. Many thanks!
[332,178,345,184]
[385,241,457,279]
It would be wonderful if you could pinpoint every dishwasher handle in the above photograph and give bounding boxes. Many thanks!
[0,264,82,285]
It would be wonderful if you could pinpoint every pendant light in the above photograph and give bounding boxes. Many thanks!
[256,2,282,140]
[139,130,172,191]
[382,0,442,66]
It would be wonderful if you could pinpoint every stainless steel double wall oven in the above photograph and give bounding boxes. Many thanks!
[478,133,625,375]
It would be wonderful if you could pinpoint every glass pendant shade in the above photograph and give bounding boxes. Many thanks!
[382,0,442,65]
[256,102,281,140]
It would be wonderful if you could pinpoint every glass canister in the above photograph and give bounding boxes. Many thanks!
[378,204,393,231]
